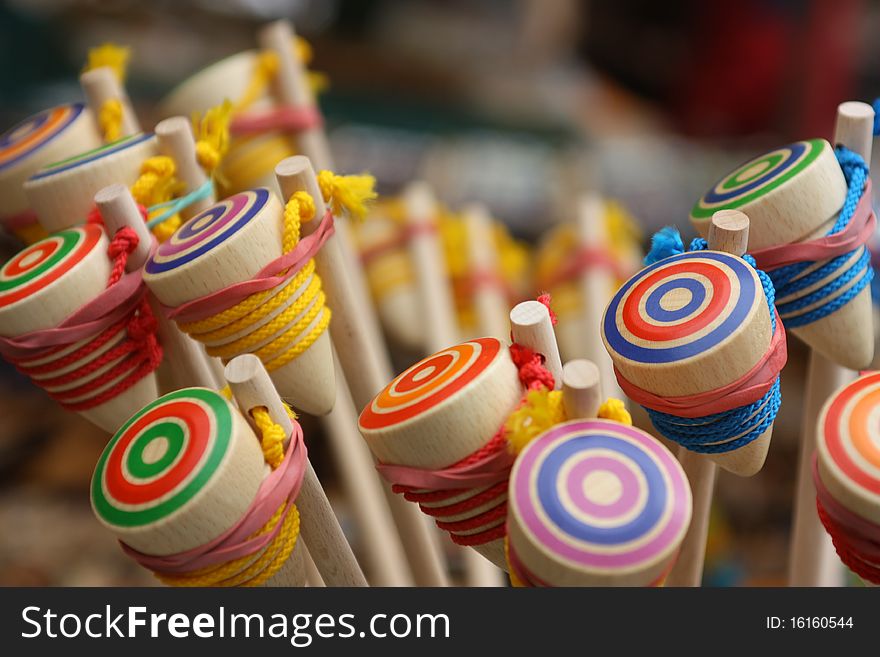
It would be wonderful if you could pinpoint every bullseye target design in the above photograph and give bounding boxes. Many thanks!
[30,132,156,180]
[510,419,691,571]
[818,372,880,503]
[0,104,85,172]
[0,224,103,308]
[145,188,270,274]
[602,251,759,364]
[359,337,504,429]
[91,388,233,528]
[691,139,825,220]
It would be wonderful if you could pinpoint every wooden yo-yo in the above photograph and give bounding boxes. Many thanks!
[0,103,102,243]
[355,209,423,351]
[142,188,336,415]
[90,387,305,586]
[24,132,159,233]
[814,371,880,585]
[602,211,778,476]
[0,224,159,432]
[359,337,523,569]
[161,48,301,195]
[690,135,872,369]
[507,418,692,586]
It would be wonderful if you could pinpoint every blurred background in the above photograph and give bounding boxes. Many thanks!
[0,0,877,586]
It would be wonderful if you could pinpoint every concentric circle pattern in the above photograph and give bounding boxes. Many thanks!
[818,372,880,503]
[0,224,103,308]
[691,139,824,219]
[603,251,757,364]
[510,419,690,571]
[145,188,270,274]
[0,104,85,172]
[91,388,233,528]
[360,337,504,430]
[30,132,155,180]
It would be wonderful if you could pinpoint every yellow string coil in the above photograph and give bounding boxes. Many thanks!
[157,405,300,587]
[181,172,374,372]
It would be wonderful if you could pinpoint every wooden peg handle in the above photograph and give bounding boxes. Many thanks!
[94,184,152,270]
[708,210,750,256]
[80,66,140,138]
[834,101,874,163]
[155,116,215,219]
[510,300,564,390]
[224,354,368,587]
[561,359,602,420]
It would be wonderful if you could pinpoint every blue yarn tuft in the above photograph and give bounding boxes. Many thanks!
[644,226,685,265]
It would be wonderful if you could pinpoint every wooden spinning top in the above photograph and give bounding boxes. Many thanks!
[602,212,777,476]
[359,336,522,567]
[143,187,336,415]
[690,131,872,369]
[24,132,159,233]
[507,418,692,586]
[0,103,102,243]
[90,387,304,586]
[0,224,159,432]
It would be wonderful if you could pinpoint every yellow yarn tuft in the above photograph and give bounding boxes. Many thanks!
[97,98,124,142]
[597,398,632,426]
[505,389,566,455]
[192,100,233,174]
[130,156,184,241]
[83,43,130,82]
[317,170,377,221]
[157,404,300,587]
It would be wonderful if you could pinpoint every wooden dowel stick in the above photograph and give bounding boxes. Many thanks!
[260,19,447,584]
[665,209,748,587]
[788,101,873,586]
[665,450,716,587]
[94,184,219,390]
[404,182,461,351]
[225,354,367,586]
[275,156,451,586]
[257,19,390,411]
[575,192,624,400]
[153,115,225,387]
[509,300,564,390]
[80,66,140,139]
[155,116,216,219]
[400,183,505,587]
[301,543,326,587]
[258,20,332,170]
[321,354,413,586]
[463,203,509,341]
[562,359,602,420]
